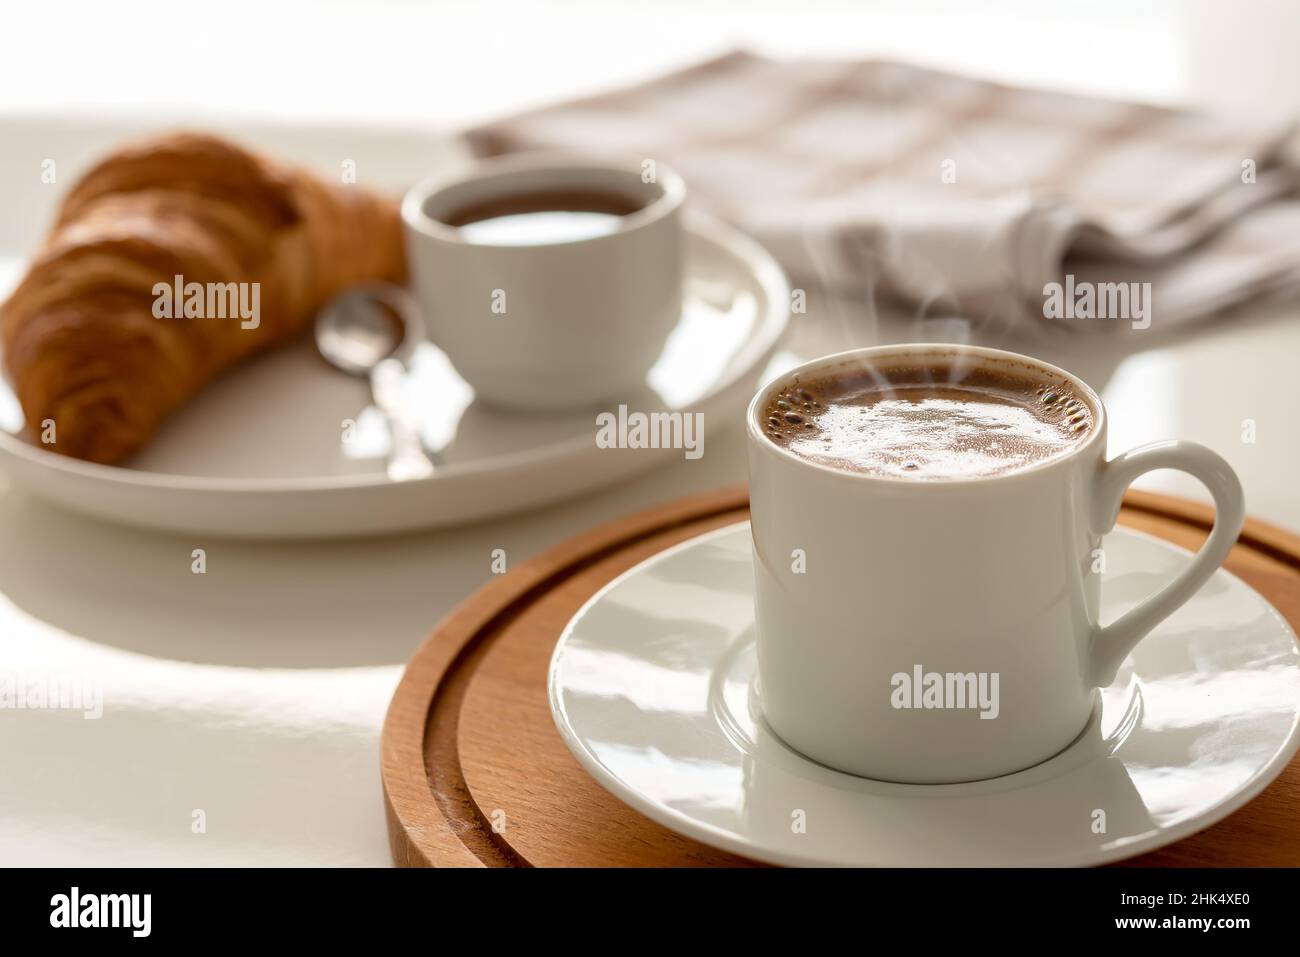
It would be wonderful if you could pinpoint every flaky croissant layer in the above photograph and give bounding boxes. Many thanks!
[0,133,406,464]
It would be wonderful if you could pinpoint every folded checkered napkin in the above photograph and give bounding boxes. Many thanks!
[465,51,1300,330]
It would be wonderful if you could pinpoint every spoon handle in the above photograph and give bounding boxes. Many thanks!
[370,357,435,482]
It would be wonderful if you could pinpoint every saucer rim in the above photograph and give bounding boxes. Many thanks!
[548,521,1300,867]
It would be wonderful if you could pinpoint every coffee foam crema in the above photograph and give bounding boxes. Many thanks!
[760,359,1095,480]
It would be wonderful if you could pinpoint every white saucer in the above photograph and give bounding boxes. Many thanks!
[0,212,788,539]
[549,522,1300,867]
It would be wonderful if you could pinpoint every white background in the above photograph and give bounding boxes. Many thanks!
[3,0,1297,123]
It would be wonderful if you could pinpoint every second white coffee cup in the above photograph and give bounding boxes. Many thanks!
[402,153,686,411]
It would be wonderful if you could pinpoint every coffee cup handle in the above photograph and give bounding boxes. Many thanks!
[1088,440,1245,686]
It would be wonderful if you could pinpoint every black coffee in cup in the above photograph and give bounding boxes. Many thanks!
[441,189,645,246]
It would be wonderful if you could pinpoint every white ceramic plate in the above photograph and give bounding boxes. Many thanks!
[549,522,1300,867]
[0,211,788,539]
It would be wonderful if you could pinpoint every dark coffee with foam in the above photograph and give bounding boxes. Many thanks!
[761,361,1094,479]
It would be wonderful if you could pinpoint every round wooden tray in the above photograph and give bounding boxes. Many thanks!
[380,485,1300,867]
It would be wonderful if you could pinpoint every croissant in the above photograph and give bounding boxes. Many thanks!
[0,133,405,464]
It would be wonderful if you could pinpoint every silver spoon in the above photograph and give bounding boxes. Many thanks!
[314,283,436,482]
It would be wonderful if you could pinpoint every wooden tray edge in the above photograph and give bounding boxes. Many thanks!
[380,484,748,867]
[381,485,1299,867]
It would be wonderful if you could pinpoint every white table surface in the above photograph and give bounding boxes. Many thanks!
[2,1,1299,865]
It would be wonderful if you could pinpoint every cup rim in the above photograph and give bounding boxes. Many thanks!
[401,151,686,250]
[746,343,1108,487]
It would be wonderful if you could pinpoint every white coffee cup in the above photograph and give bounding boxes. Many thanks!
[401,153,685,410]
[747,344,1245,784]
